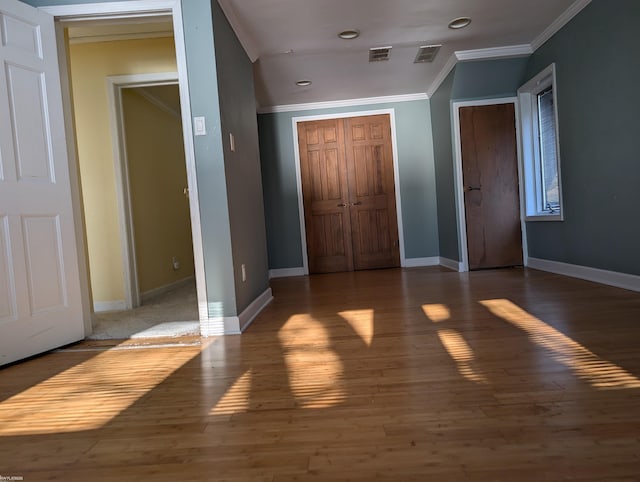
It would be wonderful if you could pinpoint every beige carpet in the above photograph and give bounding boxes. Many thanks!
[90,281,200,340]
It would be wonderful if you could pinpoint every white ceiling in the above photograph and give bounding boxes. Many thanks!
[218,0,586,109]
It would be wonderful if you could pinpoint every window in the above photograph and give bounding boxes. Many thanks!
[518,64,563,220]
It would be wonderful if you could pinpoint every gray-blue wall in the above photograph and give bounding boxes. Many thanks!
[181,0,236,318]
[524,0,640,276]
[430,69,459,262]
[452,57,529,101]
[258,100,439,270]
[211,0,270,312]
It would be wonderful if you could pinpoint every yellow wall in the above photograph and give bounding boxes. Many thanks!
[68,37,178,304]
[122,88,194,293]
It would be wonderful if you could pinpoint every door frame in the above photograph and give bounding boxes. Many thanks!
[40,0,209,325]
[451,97,528,272]
[292,109,406,274]
[107,72,183,310]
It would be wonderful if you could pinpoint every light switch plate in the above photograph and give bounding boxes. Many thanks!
[193,116,206,136]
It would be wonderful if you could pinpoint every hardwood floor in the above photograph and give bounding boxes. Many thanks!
[1,267,639,481]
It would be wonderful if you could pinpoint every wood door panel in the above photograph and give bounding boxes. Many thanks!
[352,144,387,198]
[298,119,353,273]
[307,149,343,202]
[321,125,338,143]
[323,149,342,200]
[311,214,346,258]
[460,104,523,270]
[299,115,400,274]
[353,209,394,268]
[345,115,400,270]
[309,213,352,272]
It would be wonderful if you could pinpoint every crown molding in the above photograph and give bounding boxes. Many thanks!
[217,0,260,62]
[455,44,533,62]
[426,53,457,98]
[258,92,429,114]
[531,0,592,51]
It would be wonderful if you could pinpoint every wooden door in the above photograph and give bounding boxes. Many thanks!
[298,115,400,274]
[298,119,354,273]
[0,0,86,366]
[460,104,523,270]
[344,115,400,270]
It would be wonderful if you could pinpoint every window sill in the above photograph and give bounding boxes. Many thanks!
[525,213,564,222]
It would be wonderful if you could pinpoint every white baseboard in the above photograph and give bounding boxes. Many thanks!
[141,276,194,303]
[269,267,305,278]
[527,257,640,292]
[439,257,462,271]
[404,257,440,268]
[200,287,274,336]
[200,316,234,337]
[239,287,273,332]
[93,300,126,312]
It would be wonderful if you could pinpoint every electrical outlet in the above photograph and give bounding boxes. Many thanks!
[241,264,246,282]
[172,256,180,271]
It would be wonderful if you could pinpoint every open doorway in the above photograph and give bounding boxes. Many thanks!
[64,19,199,338]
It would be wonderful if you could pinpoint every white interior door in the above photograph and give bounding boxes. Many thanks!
[0,0,86,366]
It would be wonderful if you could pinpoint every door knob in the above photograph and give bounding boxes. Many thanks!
[351,201,362,206]
[337,202,347,207]
[465,185,481,192]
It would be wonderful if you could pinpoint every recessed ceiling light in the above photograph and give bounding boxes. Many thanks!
[338,29,360,40]
[448,17,472,29]
[296,80,312,87]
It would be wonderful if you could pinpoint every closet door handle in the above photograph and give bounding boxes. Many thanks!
[351,201,362,206]
[337,202,347,207]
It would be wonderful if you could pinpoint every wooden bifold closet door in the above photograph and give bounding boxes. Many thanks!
[297,115,400,274]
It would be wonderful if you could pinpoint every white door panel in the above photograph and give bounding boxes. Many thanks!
[0,216,17,322]
[0,0,85,365]
[22,215,67,314]
[7,64,55,182]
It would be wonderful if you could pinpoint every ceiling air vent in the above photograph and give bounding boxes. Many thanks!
[414,44,442,63]
[369,46,392,62]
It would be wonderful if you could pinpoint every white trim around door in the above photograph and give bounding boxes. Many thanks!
[451,97,528,272]
[41,0,209,327]
[106,72,180,311]
[291,109,407,275]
